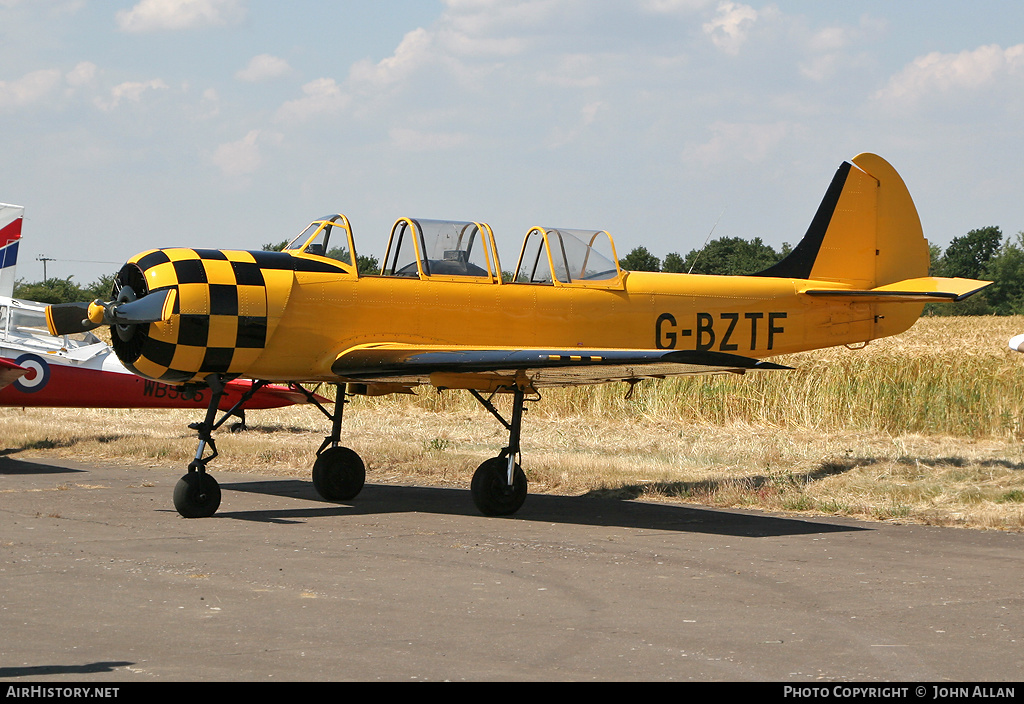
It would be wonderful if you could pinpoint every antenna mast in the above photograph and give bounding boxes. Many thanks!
[687,209,726,275]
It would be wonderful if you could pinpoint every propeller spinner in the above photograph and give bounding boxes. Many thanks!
[45,287,175,339]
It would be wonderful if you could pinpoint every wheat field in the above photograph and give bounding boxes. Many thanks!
[3,316,1024,530]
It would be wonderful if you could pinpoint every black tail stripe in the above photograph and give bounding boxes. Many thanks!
[751,161,853,280]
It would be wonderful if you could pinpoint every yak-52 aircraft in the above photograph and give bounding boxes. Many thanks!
[47,153,990,519]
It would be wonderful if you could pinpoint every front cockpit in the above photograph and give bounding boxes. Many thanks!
[283,214,359,270]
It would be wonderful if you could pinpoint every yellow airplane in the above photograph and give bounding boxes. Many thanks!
[47,153,989,519]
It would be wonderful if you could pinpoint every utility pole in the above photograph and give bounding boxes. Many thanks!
[37,255,55,280]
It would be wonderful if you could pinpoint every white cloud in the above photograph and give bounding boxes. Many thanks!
[0,62,101,111]
[350,28,435,88]
[191,87,220,119]
[546,100,608,148]
[702,1,761,55]
[796,16,886,82]
[536,53,603,88]
[212,129,262,176]
[348,2,546,93]
[389,127,469,152]
[641,0,712,14]
[875,44,1024,106]
[116,0,246,33]
[684,121,790,167]
[64,61,97,88]
[0,69,62,111]
[235,54,290,82]
[274,78,349,123]
[94,79,169,111]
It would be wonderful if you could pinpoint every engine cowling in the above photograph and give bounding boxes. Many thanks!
[111,248,303,384]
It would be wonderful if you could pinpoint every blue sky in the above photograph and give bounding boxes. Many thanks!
[3,0,1024,284]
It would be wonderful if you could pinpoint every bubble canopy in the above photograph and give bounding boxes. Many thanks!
[283,214,357,269]
[513,227,622,286]
[382,218,500,280]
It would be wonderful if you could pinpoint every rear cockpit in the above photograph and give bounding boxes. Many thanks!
[513,227,623,288]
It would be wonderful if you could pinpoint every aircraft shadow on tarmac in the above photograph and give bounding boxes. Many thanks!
[0,455,88,475]
[220,479,867,538]
[0,455,865,537]
[0,661,133,679]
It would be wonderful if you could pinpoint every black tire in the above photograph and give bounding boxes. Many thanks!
[471,457,527,517]
[312,446,366,501]
[173,472,221,518]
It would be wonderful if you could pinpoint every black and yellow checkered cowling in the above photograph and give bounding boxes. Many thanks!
[109,247,341,384]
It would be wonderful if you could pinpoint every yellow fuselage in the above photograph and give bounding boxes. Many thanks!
[248,264,911,383]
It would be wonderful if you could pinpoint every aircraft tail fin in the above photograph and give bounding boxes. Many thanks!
[1,203,24,299]
[753,153,931,288]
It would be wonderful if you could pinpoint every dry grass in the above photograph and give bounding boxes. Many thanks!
[4,316,1024,530]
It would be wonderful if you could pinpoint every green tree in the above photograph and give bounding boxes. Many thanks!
[681,236,782,275]
[355,254,380,275]
[619,246,660,272]
[928,243,943,275]
[13,277,88,304]
[981,232,1024,315]
[934,226,1002,279]
[82,273,116,300]
[661,251,686,273]
[925,226,1004,315]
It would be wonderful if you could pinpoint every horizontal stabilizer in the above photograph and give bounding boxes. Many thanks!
[802,277,992,303]
[332,344,789,389]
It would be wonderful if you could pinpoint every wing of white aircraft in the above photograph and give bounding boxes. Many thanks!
[0,357,28,390]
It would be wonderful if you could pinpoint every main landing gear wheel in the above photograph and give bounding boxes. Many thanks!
[173,471,222,518]
[312,446,366,501]
[471,457,528,517]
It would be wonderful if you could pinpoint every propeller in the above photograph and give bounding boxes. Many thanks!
[46,287,176,338]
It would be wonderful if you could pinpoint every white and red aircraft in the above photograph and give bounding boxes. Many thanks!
[0,203,326,422]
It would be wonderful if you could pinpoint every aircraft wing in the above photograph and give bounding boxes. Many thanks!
[331,344,789,389]
[0,357,28,391]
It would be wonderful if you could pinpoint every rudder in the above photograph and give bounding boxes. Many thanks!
[753,154,930,289]
[1,203,24,298]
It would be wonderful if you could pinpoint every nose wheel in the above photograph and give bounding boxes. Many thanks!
[172,374,270,518]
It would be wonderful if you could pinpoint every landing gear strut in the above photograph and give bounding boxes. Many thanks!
[172,374,270,518]
[468,385,531,516]
[170,377,531,518]
[309,384,365,501]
